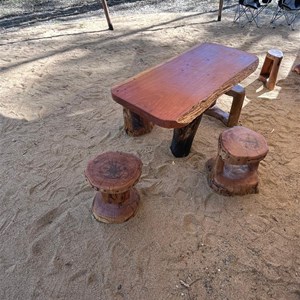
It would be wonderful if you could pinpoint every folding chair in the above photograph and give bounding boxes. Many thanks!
[270,0,300,30]
[234,0,272,27]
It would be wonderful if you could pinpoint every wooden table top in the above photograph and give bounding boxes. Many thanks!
[111,43,259,128]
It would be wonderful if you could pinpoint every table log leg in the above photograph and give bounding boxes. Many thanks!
[123,108,154,137]
[204,106,229,125]
[204,84,245,127]
[170,114,202,157]
[227,85,245,127]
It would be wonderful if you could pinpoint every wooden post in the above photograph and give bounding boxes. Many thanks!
[100,0,114,30]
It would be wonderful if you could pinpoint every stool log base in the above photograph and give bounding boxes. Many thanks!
[206,158,260,196]
[92,188,140,223]
[170,114,202,157]
[259,49,283,90]
[205,84,245,127]
[123,108,154,137]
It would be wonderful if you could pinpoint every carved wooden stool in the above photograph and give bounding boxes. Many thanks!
[84,151,142,223]
[206,126,268,196]
[259,49,283,90]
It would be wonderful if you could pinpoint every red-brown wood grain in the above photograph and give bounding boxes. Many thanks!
[85,152,142,193]
[111,43,259,128]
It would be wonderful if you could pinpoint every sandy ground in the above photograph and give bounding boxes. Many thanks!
[0,4,300,300]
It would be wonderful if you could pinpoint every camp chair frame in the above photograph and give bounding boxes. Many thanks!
[270,0,300,30]
[234,0,272,27]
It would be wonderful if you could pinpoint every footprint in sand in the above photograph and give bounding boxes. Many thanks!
[183,213,200,234]
[26,206,64,238]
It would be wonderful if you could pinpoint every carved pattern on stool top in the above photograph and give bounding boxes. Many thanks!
[85,151,142,194]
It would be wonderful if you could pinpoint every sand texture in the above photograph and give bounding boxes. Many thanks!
[0,6,300,300]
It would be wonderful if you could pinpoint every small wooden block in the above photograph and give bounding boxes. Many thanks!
[259,49,283,90]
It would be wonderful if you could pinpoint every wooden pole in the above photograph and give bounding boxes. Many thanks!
[100,0,114,30]
[218,0,224,21]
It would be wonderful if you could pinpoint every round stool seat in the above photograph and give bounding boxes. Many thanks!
[85,152,142,223]
[85,152,142,193]
[220,126,269,164]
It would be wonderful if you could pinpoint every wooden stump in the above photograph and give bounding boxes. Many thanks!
[123,108,154,137]
[259,49,283,90]
[84,152,142,223]
[206,126,268,196]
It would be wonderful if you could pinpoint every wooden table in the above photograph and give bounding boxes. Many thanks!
[111,43,258,157]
